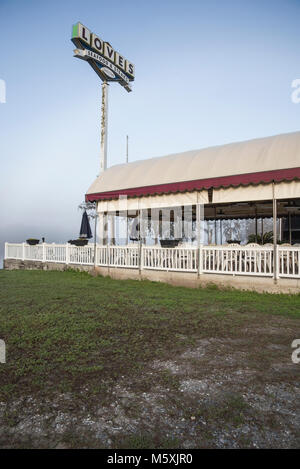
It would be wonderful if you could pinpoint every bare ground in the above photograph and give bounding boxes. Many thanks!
[1,317,299,449]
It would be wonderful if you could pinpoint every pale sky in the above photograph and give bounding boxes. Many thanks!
[1,0,300,265]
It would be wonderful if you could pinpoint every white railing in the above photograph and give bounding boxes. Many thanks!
[4,242,300,279]
[108,246,140,268]
[69,245,94,265]
[5,243,23,260]
[278,246,300,278]
[96,246,140,268]
[142,247,198,272]
[202,245,274,277]
[45,244,66,263]
[24,244,44,261]
[96,246,108,266]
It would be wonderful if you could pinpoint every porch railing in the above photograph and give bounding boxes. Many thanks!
[4,242,300,279]
[278,246,300,278]
[202,245,274,277]
[142,247,198,272]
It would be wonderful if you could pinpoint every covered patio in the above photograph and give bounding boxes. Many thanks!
[85,131,300,281]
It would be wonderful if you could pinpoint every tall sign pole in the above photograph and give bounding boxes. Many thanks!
[71,22,135,173]
[100,81,109,173]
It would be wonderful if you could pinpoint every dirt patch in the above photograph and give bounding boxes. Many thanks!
[1,321,299,449]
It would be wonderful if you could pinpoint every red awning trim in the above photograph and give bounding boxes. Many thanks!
[85,167,300,202]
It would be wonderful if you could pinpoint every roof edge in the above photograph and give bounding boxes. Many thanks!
[85,167,300,202]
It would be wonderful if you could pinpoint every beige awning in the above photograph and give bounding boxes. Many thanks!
[86,131,300,203]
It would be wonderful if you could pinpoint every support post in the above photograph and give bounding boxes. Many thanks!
[109,213,116,245]
[214,207,217,244]
[22,242,25,261]
[4,242,7,260]
[273,182,278,282]
[196,204,203,276]
[42,243,46,263]
[289,212,292,244]
[66,243,70,265]
[94,213,98,268]
[102,212,108,245]
[100,81,109,174]
[255,206,258,243]
[138,209,142,274]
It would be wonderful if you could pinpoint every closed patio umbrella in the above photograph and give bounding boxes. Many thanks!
[79,210,93,239]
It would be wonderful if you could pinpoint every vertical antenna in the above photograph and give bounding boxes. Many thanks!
[126,135,129,163]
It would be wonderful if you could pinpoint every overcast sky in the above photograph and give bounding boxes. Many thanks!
[1,0,300,265]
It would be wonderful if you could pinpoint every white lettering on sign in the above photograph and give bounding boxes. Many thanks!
[74,49,131,84]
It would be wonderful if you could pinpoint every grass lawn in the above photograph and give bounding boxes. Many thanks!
[0,269,299,448]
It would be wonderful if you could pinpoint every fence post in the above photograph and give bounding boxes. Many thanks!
[198,243,203,275]
[94,243,98,268]
[4,242,7,260]
[275,244,279,280]
[272,185,278,283]
[66,243,70,265]
[196,203,202,277]
[140,246,144,271]
[22,242,25,261]
[42,243,46,263]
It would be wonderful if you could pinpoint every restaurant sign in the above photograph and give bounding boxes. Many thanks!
[71,22,135,93]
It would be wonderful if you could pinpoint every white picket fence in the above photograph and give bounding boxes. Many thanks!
[201,245,274,277]
[142,247,198,272]
[4,242,300,279]
[278,246,300,277]
[96,246,140,268]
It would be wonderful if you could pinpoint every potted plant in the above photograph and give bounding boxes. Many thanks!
[159,239,180,248]
[26,238,40,245]
[68,238,88,247]
[247,231,273,245]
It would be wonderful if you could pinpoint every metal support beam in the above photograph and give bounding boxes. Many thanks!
[100,81,109,174]
[214,207,217,244]
[220,219,223,244]
[196,204,203,276]
[289,212,292,244]
[255,206,258,243]
[93,213,98,268]
[103,212,108,245]
[109,213,116,245]
[138,209,142,273]
[272,183,278,282]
